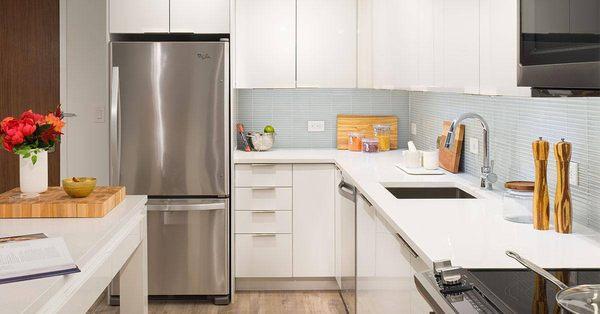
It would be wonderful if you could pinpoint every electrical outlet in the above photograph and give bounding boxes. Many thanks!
[469,138,479,154]
[94,106,105,123]
[307,120,325,132]
[411,123,417,135]
[570,161,579,186]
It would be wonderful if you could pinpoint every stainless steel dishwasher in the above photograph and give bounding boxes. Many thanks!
[338,175,357,314]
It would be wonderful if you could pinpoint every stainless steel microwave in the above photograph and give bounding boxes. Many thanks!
[518,0,600,95]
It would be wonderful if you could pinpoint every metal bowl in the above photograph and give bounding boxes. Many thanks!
[247,132,275,151]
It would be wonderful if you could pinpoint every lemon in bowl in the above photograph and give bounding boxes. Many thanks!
[62,177,97,198]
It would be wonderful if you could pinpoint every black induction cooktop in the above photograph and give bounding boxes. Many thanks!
[415,265,600,313]
[469,269,600,313]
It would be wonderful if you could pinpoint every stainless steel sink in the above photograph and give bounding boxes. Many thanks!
[385,187,476,199]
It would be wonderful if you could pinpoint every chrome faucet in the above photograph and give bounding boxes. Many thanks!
[444,112,498,190]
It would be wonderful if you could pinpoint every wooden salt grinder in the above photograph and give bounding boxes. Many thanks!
[532,137,550,230]
[554,139,572,233]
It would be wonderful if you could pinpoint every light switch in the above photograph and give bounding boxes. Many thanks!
[307,120,325,132]
[469,138,479,154]
[94,106,105,123]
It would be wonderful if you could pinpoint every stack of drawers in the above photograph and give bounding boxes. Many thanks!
[234,164,293,277]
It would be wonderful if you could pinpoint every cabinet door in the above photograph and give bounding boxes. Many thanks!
[417,0,436,90]
[396,0,420,89]
[297,0,357,88]
[109,0,169,33]
[372,0,400,89]
[479,0,530,96]
[292,164,335,277]
[235,0,295,88]
[356,194,377,313]
[357,0,373,88]
[440,0,480,93]
[373,214,413,313]
[170,0,229,33]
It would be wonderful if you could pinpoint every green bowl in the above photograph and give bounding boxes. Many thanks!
[62,177,97,198]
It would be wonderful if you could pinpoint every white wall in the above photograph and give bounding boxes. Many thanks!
[61,0,110,185]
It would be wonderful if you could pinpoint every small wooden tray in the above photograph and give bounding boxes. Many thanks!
[0,186,126,218]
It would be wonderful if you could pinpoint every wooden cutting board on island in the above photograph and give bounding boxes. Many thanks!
[0,186,126,218]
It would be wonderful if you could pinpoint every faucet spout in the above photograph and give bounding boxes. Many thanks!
[445,112,497,190]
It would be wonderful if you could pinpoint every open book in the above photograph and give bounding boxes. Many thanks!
[0,234,80,284]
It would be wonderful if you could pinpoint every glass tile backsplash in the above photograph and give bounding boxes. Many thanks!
[236,89,410,148]
[236,88,600,231]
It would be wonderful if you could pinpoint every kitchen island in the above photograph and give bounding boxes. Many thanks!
[235,149,600,269]
[0,195,148,313]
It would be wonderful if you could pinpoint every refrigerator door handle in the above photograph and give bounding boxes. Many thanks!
[147,202,226,212]
[110,66,120,185]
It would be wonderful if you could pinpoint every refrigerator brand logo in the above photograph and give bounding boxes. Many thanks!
[197,53,211,60]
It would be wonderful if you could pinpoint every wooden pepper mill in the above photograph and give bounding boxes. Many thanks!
[554,139,572,234]
[532,137,550,230]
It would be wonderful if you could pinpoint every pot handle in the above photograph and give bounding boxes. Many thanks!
[506,251,569,290]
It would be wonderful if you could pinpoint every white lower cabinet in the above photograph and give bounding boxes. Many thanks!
[235,234,292,277]
[234,163,335,279]
[292,164,335,277]
[357,192,432,313]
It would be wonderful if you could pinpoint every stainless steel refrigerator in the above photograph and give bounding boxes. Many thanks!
[109,41,230,305]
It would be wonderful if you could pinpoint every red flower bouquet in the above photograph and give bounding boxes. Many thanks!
[0,106,65,164]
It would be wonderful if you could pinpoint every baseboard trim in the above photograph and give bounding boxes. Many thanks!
[235,277,340,291]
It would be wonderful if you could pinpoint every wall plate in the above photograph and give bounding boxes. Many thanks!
[570,161,579,186]
[411,123,417,135]
[469,138,479,154]
[307,120,325,132]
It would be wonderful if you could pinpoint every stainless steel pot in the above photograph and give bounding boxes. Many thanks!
[506,251,600,314]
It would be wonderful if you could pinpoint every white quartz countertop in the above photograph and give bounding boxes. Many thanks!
[0,195,147,312]
[235,149,600,269]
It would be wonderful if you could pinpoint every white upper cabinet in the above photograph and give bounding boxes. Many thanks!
[170,0,230,33]
[109,0,229,34]
[372,0,419,90]
[479,0,530,96]
[235,0,296,88]
[109,0,169,33]
[439,0,480,93]
[296,0,357,88]
[417,0,437,90]
[372,0,400,89]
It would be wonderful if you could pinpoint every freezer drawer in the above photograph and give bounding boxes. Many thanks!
[147,199,229,295]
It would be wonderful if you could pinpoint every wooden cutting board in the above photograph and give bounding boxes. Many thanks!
[437,121,465,173]
[337,115,398,150]
[0,186,126,218]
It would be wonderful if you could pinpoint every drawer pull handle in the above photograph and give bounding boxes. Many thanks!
[251,187,276,191]
[252,233,277,237]
[250,164,276,167]
[396,233,419,258]
[252,210,276,214]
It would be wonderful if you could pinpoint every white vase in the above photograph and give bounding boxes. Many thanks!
[19,150,48,195]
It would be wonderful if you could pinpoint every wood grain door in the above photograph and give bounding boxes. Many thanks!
[0,0,60,193]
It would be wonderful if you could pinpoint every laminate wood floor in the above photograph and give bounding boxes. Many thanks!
[89,291,347,314]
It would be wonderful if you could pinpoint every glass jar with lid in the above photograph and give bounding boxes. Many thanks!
[348,132,363,152]
[503,181,534,224]
[362,138,379,153]
[373,124,391,151]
